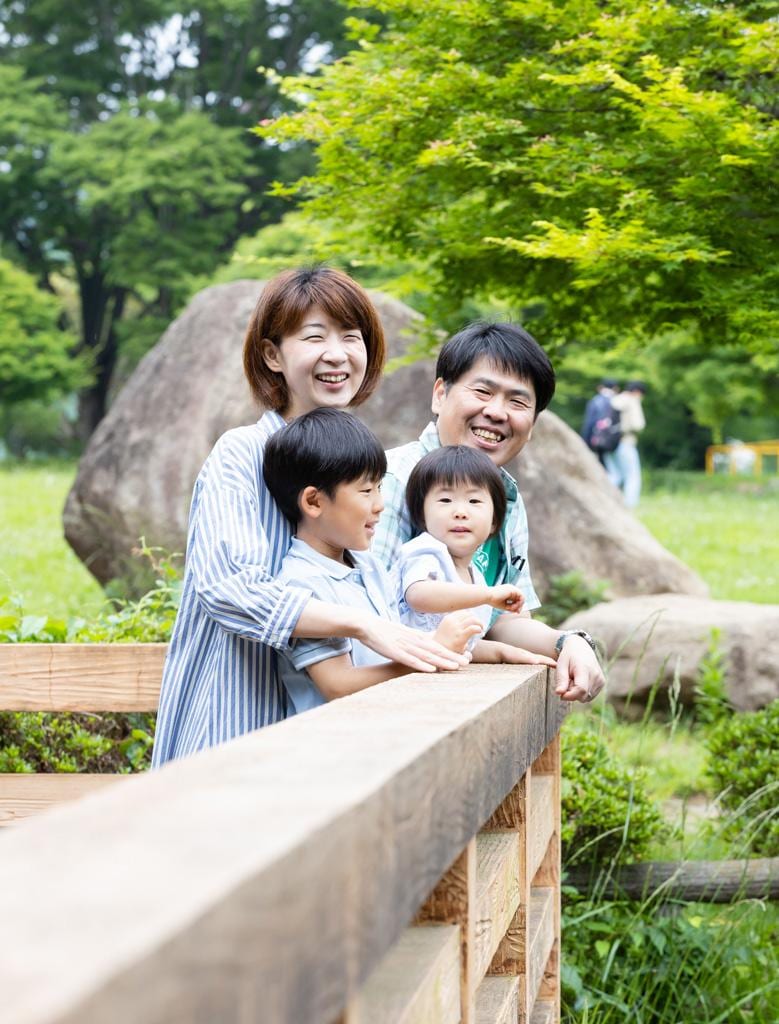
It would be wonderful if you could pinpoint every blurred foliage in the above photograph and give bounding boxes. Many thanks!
[0,257,88,406]
[706,701,779,858]
[261,0,779,440]
[561,715,667,867]
[536,571,608,628]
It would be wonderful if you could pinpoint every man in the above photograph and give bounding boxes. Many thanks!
[581,378,622,468]
[373,322,605,704]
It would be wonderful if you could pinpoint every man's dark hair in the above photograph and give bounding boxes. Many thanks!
[626,380,647,394]
[263,409,386,526]
[405,445,507,537]
[599,377,619,390]
[435,321,556,417]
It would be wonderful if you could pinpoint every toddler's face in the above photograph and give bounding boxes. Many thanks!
[422,481,495,562]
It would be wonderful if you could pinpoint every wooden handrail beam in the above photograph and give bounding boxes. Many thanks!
[0,663,562,1024]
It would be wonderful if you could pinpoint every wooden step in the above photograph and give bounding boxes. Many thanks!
[474,832,521,980]
[528,774,555,880]
[475,975,519,1024]
[527,887,555,1005]
[345,925,460,1024]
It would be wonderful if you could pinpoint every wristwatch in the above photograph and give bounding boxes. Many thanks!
[554,629,598,657]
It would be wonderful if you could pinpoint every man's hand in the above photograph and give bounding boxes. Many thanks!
[554,636,605,703]
[485,584,524,614]
[471,639,556,666]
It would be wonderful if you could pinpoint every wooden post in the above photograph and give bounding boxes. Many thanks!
[484,775,531,1021]
[532,736,561,1022]
[415,840,477,1024]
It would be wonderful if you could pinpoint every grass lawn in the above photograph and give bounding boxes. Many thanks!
[0,461,105,618]
[638,472,779,603]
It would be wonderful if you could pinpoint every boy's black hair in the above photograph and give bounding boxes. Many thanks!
[435,321,556,417]
[405,445,507,537]
[263,409,387,526]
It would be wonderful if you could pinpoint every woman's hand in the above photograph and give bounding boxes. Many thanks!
[357,615,471,672]
[433,611,483,658]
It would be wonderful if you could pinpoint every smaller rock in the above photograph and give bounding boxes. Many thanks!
[564,594,779,712]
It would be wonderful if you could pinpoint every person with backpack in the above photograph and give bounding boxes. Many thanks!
[582,379,622,469]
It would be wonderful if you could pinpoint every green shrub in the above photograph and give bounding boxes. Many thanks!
[537,571,608,629]
[705,700,779,857]
[561,717,667,866]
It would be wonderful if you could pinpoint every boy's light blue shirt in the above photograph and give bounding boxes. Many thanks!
[276,538,398,716]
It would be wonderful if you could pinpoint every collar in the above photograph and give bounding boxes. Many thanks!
[419,422,518,502]
[286,537,364,580]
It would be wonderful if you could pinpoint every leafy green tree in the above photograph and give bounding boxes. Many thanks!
[0,1,354,436]
[260,0,779,434]
[0,258,88,408]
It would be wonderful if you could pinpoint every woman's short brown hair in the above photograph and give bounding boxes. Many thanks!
[243,266,386,412]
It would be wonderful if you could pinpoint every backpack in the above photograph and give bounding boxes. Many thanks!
[588,397,622,453]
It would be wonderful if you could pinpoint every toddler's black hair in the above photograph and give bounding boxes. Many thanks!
[263,409,386,526]
[405,445,507,537]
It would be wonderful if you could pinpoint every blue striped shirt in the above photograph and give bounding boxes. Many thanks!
[152,411,310,767]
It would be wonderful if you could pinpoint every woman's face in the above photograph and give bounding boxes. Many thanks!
[261,305,368,419]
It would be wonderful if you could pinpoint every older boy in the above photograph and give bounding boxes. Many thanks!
[262,410,484,714]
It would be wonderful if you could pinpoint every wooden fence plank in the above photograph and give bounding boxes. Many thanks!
[474,975,519,1024]
[0,644,166,711]
[527,888,555,1010]
[344,925,460,1024]
[529,999,556,1024]
[0,774,127,826]
[527,775,554,882]
[474,832,521,981]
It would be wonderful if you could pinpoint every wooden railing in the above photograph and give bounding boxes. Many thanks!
[705,439,779,475]
[0,645,565,1024]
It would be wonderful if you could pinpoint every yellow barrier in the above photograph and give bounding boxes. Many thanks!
[705,440,779,475]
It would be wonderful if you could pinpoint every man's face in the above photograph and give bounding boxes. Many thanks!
[431,357,537,467]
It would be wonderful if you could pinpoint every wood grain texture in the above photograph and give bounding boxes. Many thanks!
[0,774,127,826]
[0,643,166,711]
[527,888,556,1008]
[474,975,519,1024]
[474,833,521,981]
[344,925,460,1024]
[527,775,554,882]
[529,999,556,1024]
[0,664,556,1024]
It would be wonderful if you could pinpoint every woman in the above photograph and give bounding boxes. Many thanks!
[152,267,467,767]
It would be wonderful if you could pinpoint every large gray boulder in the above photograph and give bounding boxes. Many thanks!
[64,280,707,601]
[564,594,779,711]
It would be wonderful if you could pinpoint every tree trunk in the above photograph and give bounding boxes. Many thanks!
[76,275,127,441]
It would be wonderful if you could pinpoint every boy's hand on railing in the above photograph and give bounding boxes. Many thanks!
[485,584,524,614]
[433,611,483,660]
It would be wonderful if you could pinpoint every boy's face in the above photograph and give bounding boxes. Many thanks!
[431,357,537,467]
[423,481,495,562]
[313,476,384,553]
